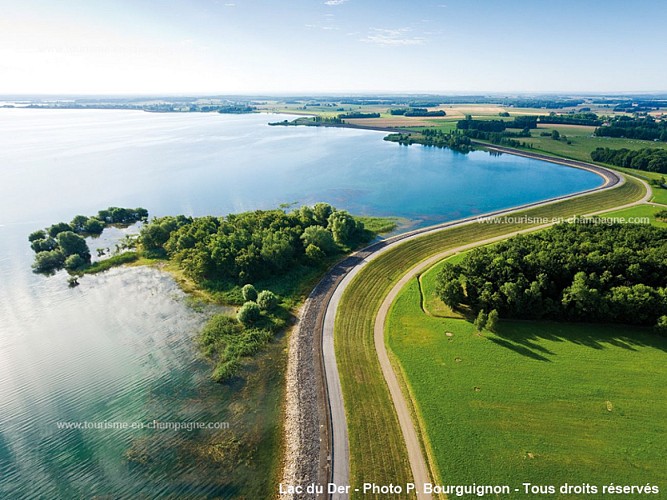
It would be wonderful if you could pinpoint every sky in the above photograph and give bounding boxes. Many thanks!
[0,0,665,95]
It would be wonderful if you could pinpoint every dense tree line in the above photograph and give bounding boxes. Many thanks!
[436,223,667,330]
[509,116,538,129]
[139,204,366,284]
[501,98,584,109]
[594,116,667,142]
[404,108,446,117]
[612,100,667,113]
[29,207,148,273]
[457,119,507,132]
[460,128,533,149]
[384,130,473,153]
[338,112,381,119]
[538,112,602,126]
[591,147,667,173]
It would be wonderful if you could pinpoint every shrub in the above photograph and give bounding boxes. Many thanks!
[241,284,258,302]
[199,314,241,347]
[305,243,326,263]
[64,254,86,271]
[257,290,278,311]
[28,230,46,242]
[30,237,58,253]
[237,301,261,326]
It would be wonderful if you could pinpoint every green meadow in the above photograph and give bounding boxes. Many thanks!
[387,276,667,494]
[602,204,667,227]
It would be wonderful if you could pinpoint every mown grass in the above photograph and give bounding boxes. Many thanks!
[335,176,646,497]
[651,187,667,205]
[602,203,667,227]
[419,252,467,318]
[388,278,667,493]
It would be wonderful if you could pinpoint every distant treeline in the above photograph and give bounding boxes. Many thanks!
[436,223,667,330]
[462,129,533,149]
[28,207,148,273]
[456,116,537,132]
[538,112,602,126]
[591,147,667,173]
[26,103,255,113]
[594,116,667,142]
[611,100,667,112]
[384,130,472,153]
[338,112,381,119]
[501,98,584,109]
[334,96,589,108]
[389,108,446,117]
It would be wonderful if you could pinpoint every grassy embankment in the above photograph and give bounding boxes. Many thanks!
[388,270,667,493]
[335,176,646,497]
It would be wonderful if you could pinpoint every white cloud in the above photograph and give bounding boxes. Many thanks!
[360,28,425,47]
[324,0,348,5]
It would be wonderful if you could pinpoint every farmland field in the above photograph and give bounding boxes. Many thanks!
[387,276,667,493]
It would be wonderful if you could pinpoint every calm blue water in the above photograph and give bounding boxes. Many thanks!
[0,109,602,498]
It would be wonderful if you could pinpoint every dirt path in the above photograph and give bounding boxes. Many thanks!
[281,140,641,499]
[372,176,651,499]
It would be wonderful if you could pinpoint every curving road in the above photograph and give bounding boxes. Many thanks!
[319,153,632,497]
[282,146,638,499]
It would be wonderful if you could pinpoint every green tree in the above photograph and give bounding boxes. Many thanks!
[655,315,667,335]
[83,217,105,234]
[327,211,359,246]
[313,203,334,226]
[28,230,46,242]
[57,231,90,259]
[305,243,326,263]
[551,129,560,140]
[48,222,73,238]
[301,225,337,254]
[64,254,86,271]
[70,215,89,233]
[32,249,66,272]
[436,278,464,309]
[30,237,58,253]
[487,309,499,332]
[257,290,278,311]
[237,301,261,326]
[473,310,488,332]
[242,284,258,302]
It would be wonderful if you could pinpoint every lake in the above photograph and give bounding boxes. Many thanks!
[0,110,603,497]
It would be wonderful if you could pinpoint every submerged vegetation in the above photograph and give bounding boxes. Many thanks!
[29,202,392,381]
[137,203,387,381]
[28,207,148,273]
[199,284,287,381]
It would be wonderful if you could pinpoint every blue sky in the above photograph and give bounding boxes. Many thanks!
[1,0,665,94]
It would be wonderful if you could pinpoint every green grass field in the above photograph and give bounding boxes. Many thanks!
[651,187,667,205]
[602,203,667,227]
[419,252,467,318]
[335,176,646,497]
[387,278,667,494]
